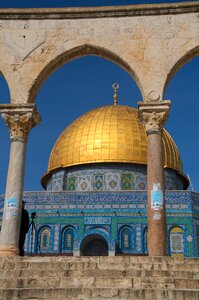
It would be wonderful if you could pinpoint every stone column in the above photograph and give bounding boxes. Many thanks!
[0,104,41,256]
[138,101,170,256]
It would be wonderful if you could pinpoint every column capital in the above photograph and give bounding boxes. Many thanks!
[137,101,171,134]
[0,104,41,142]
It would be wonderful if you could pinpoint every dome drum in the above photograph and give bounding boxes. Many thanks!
[42,163,186,192]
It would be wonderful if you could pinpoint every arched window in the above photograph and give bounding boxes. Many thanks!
[39,227,51,252]
[120,227,133,253]
[62,227,74,252]
[143,228,148,254]
[170,226,184,256]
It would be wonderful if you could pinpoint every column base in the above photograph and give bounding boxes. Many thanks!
[0,245,19,257]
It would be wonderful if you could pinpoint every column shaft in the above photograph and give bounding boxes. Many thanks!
[0,140,26,255]
[0,104,41,256]
[138,101,170,257]
[147,131,166,256]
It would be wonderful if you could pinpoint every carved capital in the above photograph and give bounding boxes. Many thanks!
[0,104,41,142]
[138,101,171,134]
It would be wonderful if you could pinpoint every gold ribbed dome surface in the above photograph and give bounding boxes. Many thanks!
[47,105,183,173]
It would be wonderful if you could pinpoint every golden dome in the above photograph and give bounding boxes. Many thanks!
[46,105,183,174]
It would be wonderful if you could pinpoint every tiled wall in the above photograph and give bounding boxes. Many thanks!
[13,190,198,257]
[46,164,184,192]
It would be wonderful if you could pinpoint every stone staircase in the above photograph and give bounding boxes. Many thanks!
[0,256,199,300]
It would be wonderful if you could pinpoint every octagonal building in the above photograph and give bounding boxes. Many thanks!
[1,99,198,257]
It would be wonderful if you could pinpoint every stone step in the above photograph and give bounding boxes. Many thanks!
[1,276,199,290]
[1,268,199,279]
[1,260,199,272]
[2,256,199,264]
[1,287,199,300]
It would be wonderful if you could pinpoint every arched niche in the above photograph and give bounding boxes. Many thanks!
[169,226,184,257]
[61,226,75,253]
[80,233,108,256]
[169,226,184,256]
[28,44,143,104]
[38,226,52,253]
[119,226,133,254]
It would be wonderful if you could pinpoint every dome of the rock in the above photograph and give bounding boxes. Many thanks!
[41,105,188,189]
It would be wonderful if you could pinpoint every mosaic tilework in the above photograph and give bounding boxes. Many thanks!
[51,171,66,191]
[77,175,92,191]
[54,225,60,251]
[46,163,185,192]
[136,225,142,252]
[170,227,184,254]
[67,177,76,191]
[46,179,52,191]
[1,189,198,257]
[134,175,146,190]
[105,173,120,191]
[93,174,104,191]
[121,174,133,190]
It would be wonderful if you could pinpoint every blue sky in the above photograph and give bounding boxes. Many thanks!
[0,0,192,8]
[0,0,199,194]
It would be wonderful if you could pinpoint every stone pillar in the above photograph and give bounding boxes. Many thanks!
[138,101,170,256]
[0,104,41,256]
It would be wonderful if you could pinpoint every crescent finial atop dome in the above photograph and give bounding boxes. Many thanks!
[112,83,119,106]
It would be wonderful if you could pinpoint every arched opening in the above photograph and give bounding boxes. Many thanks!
[24,54,141,193]
[29,44,142,104]
[61,226,74,253]
[80,234,108,256]
[0,74,11,196]
[38,226,52,253]
[164,55,199,192]
[119,226,133,254]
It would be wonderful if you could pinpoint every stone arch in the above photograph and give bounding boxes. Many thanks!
[79,227,110,254]
[163,45,199,95]
[28,44,143,103]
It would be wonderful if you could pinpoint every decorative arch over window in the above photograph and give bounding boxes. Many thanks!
[119,226,133,253]
[62,226,74,252]
[39,227,52,252]
[170,226,184,256]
